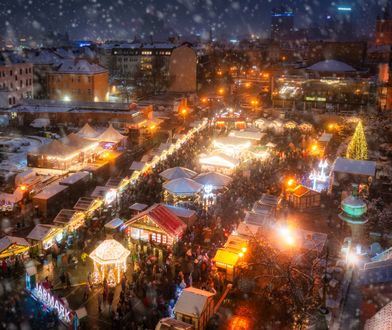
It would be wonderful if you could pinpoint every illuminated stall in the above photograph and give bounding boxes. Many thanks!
[53,209,86,232]
[73,197,103,217]
[91,186,118,206]
[97,124,127,149]
[0,236,30,260]
[213,136,252,157]
[287,184,321,209]
[163,178,203,206]
[27,224,64,251]
[160,167,197,181]
[125,204,186,247]
[89,239,130,287]
[199,153,239,175]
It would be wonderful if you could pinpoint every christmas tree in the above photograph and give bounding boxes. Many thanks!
[346,121,368,160]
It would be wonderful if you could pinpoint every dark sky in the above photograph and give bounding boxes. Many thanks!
[0,0,388,41]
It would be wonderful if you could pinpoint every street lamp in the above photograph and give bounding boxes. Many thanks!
[218,88,224,95]
[278,226,295,246]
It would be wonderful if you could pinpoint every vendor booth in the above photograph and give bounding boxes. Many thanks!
[287,185,321,209]
[53,209,85,232]
[89,239,130,287]
[160,167,197,181]
[174,287,215,330]
[163,177,203,205]
[125,203,186,247]
[73,197,103,217]
[27,224,64,251]
[213,136,252,157]
[199,153,239,175]
[0,236,30,260]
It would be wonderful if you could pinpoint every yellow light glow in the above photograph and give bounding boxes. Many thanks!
[279,227,295,246]
[63,95,71,102]
[287,178,295,187]
[218,88,224,95]
[311,144,318,152]
[328,124,334,129]
[238,252,244,258]
[241,247,247,253]
[20,185,27,191]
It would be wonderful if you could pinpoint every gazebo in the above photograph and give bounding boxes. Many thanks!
[163,178,203,205]
[160,167,197,181]
[194,172,232,190]
[89,239,130,287]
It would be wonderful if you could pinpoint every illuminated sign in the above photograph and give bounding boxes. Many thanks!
[35,283,72,323]
[305,96,327,102]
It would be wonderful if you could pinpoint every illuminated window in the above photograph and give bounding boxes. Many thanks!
[151,233,156,241]
[162,235,167,244]
[156,234,161,243]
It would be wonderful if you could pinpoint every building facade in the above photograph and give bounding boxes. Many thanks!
[48,59,108,102]
[271,7,294,40]
[0,52,33,108]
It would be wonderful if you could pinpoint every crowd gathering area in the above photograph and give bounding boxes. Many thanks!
[0,108,382,329]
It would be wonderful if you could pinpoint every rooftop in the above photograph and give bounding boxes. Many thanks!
[55,59,107,74]
[333,157,376,177]
[306,60,356,72]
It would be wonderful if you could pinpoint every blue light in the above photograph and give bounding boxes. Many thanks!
[79,41,91,47]
[272,12,294,17]
[338,7,352,11]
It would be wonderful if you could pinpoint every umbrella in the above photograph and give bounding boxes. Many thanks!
[194,172,232,189]
[160,167,197,180]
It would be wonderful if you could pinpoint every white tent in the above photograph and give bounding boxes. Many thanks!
[163,178,203,196]
[98,124,126,143]
[194,172,232,189]
[160,167,197,181]
[77,123,99,139]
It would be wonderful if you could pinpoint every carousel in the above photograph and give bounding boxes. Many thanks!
[163,178,203,206]
[89,239,130,287]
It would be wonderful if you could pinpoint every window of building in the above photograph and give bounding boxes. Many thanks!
[9,70,12,76]
[8,98,12,105]
[88,76,92,83]
[15,75,18,81]
[25,68,28,74]
[29,79,32,85]
[29,68,32,73]
[10,82,13,89]
[162,235,167,244]
[77,76,81,83]
[88,89,91,95]
[26,79,28,86]
[19,69,22,75]
[12,97,15,104]
[20,80,23,88]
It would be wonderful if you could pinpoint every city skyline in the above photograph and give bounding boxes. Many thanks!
[0,0,387,41]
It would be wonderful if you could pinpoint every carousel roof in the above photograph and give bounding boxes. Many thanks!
[89,239,130,265]
[77,123,99,139]
[160,167,197,181]
[194,172,232,189]
[199,153,239,169]
[97,124,126,143]
[163,177,204,195]
[306,59,356,72]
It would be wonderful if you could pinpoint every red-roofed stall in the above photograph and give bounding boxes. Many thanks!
[124,203,186,246]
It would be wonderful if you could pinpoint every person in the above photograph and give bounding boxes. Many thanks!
[108,289,114,312]
[121,274,127,292]
[98,289,103,313]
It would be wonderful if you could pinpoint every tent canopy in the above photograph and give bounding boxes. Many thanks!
[174,287,215,317]
[194,172,232,189]
[60,133,97,149]
[160,167,197,181]
[199,153,238,169]
[163,178,203,195]
[77,123,99,139]
[29,139,78,158]
[98,124,126,143]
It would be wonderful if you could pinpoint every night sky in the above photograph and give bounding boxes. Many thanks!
[0,0,388,41]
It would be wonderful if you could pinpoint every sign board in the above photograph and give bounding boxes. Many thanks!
[34,283,73,324]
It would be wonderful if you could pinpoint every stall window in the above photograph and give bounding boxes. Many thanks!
[162,235,167,244]
[151,233,156,242]
[156,234,161,243]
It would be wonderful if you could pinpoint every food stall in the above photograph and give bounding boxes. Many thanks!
[27,224,64,252]
[0,236,30,260]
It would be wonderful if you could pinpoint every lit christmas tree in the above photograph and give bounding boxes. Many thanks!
[346,121,368,160]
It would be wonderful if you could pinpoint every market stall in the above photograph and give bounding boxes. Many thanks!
[27,224,64,252]
[163,177,203,205]
[73,197,103,217]
[287,184,321,209]
[0,236,30,260]
[89,239,130,287]
[199,153,239,175]
[160,167,197,181]
[53,209,86,233]
[213,136,252,157]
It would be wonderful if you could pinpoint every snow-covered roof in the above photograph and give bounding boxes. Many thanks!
[59,171,89,186]
[26,50,62,65]
[97,124,126,143]
[228,130,265,141]
[319,133,333,143]
[104,218,124,230]
[27,224,61,241]
[163,178,203,195]
[0,236,29,253]
[163,204,196,219]
[129,203,148,211]
[160,167,197,181]
[29,139,78,158]
[33,183,68,200]
[60,133,97,149]
[333,157,376,176]
[77,123,99,139]
[55,59,107,74]
[194,172,232,189]
[174,287,215,317]
[91,186,111,198]
[306,60,356,72]
[130,161,146,172]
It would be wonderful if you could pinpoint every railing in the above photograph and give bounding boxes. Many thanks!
[371,246,392,262]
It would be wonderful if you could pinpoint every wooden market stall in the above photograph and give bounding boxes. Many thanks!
[27,224,64,252]
[174,287,215,330]
[124,203,186,247]
[73,197,103,217]
[0,236,30,260]
[53,209,86,233]
[32,183,69,218]
[287,184,321,209]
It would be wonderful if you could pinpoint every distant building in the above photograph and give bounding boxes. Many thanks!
[326,4,354,41]
[48,59,109,102]
[168,44,197,93]
[0,52,33,108]
[270,7,294,40]
[376,3,392,46]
